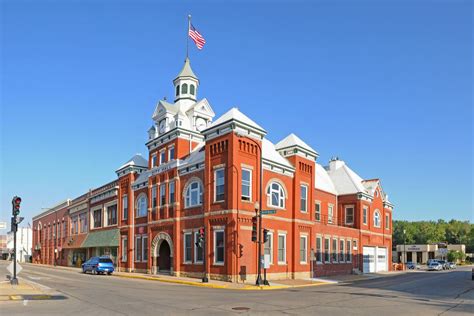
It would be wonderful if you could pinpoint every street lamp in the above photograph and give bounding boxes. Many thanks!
[236,132,263,286]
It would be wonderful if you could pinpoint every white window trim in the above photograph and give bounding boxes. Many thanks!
[344,205,354,225]
[353,239,358,250]
[194,231,203,264]
[142,235,148,262]
[135,235,142,262]
[183,232,192,264]
[374,210,381,228]
[122,195,128,220]
[339,238,345,263]
[277,233,287,265]
[328,204,334,224]
[159,149,166,164]
[91,206,103,229]
[300,184,308,213]
[184,180,203,209]
[385,214,390,230]
[263,232,273,264]
[241,168,252,202]
[168,145,175,161]
[151,186,158,208]
[362,206,368,225]
[213,229,225,265]
[104,202,118,227]
[332,237,338,263]
[121,236,128,262]
[214,168,225,203]
[346,240,352,263]
[300,235,308,264]
[169,181,175,204]
[136,193,148,218]
[267,181,286,209]
[160,183,166,207]
[151,154,157,167]
[315,201,321,222]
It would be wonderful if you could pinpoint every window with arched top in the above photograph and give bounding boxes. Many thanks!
[374,210,381,227]
[136,194,148,217]
[267,182,285,208]
[176,85,180,96]
[190,84,195,95]
[182,83,188,94]
[185,180,203,208]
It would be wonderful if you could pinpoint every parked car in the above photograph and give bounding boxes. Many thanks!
[437,260,449,270]
[428,262,443,271]
[427,259,438,265]
[406,262,420,270]
[448,262,456,269]
[82,256,115,275]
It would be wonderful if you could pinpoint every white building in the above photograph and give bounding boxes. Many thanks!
[7,226,33,262]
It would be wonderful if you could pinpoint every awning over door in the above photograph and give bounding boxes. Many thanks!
[82,228,120,248]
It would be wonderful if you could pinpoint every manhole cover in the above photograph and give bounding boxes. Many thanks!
[232,307,250,311]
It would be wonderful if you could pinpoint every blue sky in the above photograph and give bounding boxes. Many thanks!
[1,0,472,228]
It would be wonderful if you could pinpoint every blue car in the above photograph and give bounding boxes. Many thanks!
[82,256,115,275]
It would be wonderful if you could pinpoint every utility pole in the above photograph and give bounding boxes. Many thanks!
[403,229,406,268]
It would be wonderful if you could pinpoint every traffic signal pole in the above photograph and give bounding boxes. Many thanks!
[11,196,22,285]
[11,229,18,285]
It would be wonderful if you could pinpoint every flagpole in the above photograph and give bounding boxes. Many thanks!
[186,14,191,59]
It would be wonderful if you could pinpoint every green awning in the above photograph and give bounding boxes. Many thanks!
[82,228,120,248]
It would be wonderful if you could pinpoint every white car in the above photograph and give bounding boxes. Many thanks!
[428,262,443,271]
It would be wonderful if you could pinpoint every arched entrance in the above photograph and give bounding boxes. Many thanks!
[151,232,174,274]
[158,240,171,271]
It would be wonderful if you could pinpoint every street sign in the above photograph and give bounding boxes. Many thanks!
[261,209,276,215]
[7,262,22,276]
[263,254,271,269]
[0,222,6,229]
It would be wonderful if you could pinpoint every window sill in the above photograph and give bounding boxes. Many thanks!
[300,262,308,265]
[212,200,225,204]
[183,261,193,265]
[277,262,287,266]
[213,262,224,266]
[316,261,323,265]
[135,215,147,219]
[194,261,203,265]
[184,204,203,210]
[241,199,253,204]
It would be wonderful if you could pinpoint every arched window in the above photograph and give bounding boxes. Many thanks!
[136,194,148,217]
[190,84,195,95]
[175,85,180,96]
[374,210,381,227]
[182,83,188,94]
[267,182,285,208]
[185,180,203,208]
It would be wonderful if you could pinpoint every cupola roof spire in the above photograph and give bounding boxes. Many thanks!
[175,57,198,81]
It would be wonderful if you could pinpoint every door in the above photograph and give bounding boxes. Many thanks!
[376,248,387,272]
[363,247,376,273]
[158,240,171,272]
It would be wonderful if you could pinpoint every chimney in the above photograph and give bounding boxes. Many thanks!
[328,157,345,170]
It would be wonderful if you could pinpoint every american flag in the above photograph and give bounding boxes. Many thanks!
[188,24,206,50]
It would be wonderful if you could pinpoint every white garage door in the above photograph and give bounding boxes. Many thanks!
[363,247,375,273]
[376,247,387,272]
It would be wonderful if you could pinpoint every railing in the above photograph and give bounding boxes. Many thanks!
[314,214,355,227]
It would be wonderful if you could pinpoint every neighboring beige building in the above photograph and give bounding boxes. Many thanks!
[394,244,466,264]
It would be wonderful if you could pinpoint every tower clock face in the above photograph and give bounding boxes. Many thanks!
[159,120,166,133]
[196,117,207,131]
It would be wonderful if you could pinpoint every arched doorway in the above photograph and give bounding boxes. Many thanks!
[151,232,174,274]
[158,240,171,272]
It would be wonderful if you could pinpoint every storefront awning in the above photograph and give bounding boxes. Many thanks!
[82,228,120,248]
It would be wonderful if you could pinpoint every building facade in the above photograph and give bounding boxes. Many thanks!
[32,58,394,281]
[7,227,33,263]
[395,244,466,264]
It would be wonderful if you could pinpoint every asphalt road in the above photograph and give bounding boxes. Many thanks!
[1,261,473,315]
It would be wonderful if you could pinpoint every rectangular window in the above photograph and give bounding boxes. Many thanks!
[184,233,192,263]
[315,202,321,221]
[353,240,358,250]
[152,186,157,208]
[328,205,334,224]
[345,206,354,225]
[300,235,307,263]
[151,155,157,167]
[107,205,117,226]
[142,236,148,262]
[135,236,142,262]
[93,209,102,228]
[169,181,175,203]
[160,150,166,164]
[80,213,87,233]
[241,168,252,201]
[194,231,203,263]
[385,214,390,229]
[324,237,330,263]
[339,239,345,262]
[332,238,338,262]
[316,236,322,263]
[214,230,225,264]
[300,185,308,213]
[278,234,286,264]
[363,207,368,225]
[72,216,78,235]
[346,240,352,262]
[214,168,225,202]
[169,147,175,161]
[160,183,166,206]
[123,195,128,220]
[63,222,67,237]
[121,236,128,262]
[263,232,273,264]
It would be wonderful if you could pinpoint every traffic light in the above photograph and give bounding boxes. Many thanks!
[251,216,258,242]
[263,228,269,243]
[195,228,205,248]
[12,196,21,216]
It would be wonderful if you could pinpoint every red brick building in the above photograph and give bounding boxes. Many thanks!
[32,58,393,282]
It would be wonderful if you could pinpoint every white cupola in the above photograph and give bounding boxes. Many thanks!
[173,57,199,104]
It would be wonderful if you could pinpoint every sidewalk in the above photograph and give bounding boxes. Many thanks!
[311,270,409,284]
[24,262,331,290]
[0,277,64,301]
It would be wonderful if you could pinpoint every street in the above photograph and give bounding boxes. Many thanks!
[1,261,473,315]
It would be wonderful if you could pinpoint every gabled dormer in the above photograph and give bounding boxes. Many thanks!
[275,133,319,161]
